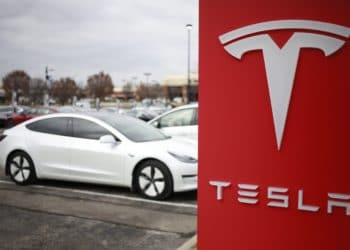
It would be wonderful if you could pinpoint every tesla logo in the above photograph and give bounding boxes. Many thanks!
[209,181,350,216]
[219,20,350,150]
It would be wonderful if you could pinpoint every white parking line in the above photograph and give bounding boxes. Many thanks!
[0,180,197,209]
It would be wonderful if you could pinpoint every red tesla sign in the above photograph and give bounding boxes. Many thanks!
[198,1,350,249]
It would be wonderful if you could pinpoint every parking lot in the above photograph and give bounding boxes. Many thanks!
[0,101,197,250]
[0,172,197,249]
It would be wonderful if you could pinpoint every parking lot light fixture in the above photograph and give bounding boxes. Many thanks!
[144,73,152,84]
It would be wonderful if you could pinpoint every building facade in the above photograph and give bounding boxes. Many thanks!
[162,73,198,103]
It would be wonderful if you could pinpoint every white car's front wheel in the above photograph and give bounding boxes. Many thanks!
[135,160,173,200]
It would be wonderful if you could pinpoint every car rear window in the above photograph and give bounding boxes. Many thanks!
[26,118,69,136]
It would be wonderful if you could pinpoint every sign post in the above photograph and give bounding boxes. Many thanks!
[199,1,350,249]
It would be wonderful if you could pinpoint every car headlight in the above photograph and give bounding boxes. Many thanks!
[168,151,197,163]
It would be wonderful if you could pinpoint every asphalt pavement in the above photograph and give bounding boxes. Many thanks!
[0,172,197,250]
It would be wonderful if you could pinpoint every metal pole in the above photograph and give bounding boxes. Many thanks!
[186,24,192,104]
[44,66,54,106]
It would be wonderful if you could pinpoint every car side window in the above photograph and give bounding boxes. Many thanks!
[26,118,69,136]
[73,118,112,140]
[159,108,195,128]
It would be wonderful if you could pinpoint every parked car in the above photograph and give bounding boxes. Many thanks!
[148,103,198,140]
[0,106,15,114]
[0,106,31,128]
[125,105,157,122]
[30,107,58,115]
[57,106,81,113]
[0,113,197,200]
[57,105,97,113]
[3,106,57,128]
[0,106,16,128]
[100,107,128,115]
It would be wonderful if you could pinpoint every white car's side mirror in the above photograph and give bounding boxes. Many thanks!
[152,121,160,128]
[99,135,117,144]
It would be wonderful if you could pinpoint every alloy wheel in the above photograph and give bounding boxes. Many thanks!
[135,160,173,200]
[7,152,36,185]
[138,166,165,197]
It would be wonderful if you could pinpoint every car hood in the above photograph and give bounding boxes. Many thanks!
[135,137,198,159]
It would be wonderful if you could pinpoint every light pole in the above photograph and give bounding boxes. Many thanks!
[144,72,152,84]
[44,66,54,106]
[45,66,54,83]
[186,24,192,104]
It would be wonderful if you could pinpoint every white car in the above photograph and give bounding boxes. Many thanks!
[148,104,198,140]
[0,113,197,200]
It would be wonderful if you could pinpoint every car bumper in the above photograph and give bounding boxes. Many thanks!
[0,147,6,173]
[172,163,197,192]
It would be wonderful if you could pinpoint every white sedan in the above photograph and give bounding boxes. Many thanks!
[0,113,197,200]
[148,103,198,140]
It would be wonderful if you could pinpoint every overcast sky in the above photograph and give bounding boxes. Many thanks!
[0,0,198,86]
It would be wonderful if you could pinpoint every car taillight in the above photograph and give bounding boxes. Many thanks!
[0,134,7,141]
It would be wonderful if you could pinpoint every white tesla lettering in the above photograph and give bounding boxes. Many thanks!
[237,184,259,204]
[267,187,289,208]
[219,20,350,150]
[209,181,349,216]
[209,181,231,200]
[297,189,320,212]
[328,193,350,216]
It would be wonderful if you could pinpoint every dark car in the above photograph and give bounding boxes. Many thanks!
[0,106,16,128]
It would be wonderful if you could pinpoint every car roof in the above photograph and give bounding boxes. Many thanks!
[173,103,198,110]
[9,112,135,142]
[25,112,127,121]
[81,112,128,120]
[23,112,143,128]
[148,103,198,123]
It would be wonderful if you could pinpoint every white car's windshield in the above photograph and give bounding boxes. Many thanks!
[99,115,169,142]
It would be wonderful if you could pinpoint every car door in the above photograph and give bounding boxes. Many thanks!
[156,107,198,139]
[69,117,126,185]
[25,117,74,179]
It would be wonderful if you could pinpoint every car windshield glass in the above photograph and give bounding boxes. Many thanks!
[99,115,168,142]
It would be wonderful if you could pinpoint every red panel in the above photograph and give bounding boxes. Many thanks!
[198,1,350,249]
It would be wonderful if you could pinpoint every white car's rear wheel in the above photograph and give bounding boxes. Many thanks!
[135,160,173,200]
[7,152,36,185]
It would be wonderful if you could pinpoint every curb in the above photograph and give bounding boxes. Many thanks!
[177,234,197,250]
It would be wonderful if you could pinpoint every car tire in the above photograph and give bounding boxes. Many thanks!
[7,151,37,185]
[135,160,173,200]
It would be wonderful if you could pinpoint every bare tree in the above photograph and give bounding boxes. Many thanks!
[50,78,78,105]
[29,78,48,105]
[135,83,164,100]
[2,70,30,103]
[87,72,114,100]
[76,82,87,100]
[148,83,164,99]
[135,83,149,100]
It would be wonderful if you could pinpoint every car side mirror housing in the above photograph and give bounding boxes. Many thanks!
[151,120,161,128]
[99,135,117,144]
